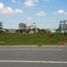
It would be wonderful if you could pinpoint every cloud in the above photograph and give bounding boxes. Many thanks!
[0,3,4,11]
[3,7,14,15]
[15,9,24,13]
[57,9,64,14]
[36,11,46,16]
[24,0,38,7]
[0,2,24,15]
[54,9,67,15]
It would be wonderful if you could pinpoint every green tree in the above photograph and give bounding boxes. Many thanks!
[0,22,3,33]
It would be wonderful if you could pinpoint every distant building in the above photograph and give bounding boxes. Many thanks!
[59,20,67,33]
[26,23,38,33]
[4,22,38,34]
[18,23,26,33]
[19,23,26,29]
[5,29,16,33]
[18,22,38,34]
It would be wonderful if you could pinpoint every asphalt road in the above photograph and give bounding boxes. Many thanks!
[0,46,67,67]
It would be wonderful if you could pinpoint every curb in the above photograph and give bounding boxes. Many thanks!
[0,45,67,48]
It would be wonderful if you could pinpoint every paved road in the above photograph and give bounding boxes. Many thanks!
[0,46,67,67]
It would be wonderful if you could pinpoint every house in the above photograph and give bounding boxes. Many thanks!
[26,23,38,33]
[58,20,67,33]
[4,22,38,34]
[18,22,38,34]
[18,23,26,33]
[5,29,16,33]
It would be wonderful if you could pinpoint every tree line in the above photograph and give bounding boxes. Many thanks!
[0,22,3,33]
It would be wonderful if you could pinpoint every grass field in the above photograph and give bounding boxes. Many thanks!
[0,32,67,45]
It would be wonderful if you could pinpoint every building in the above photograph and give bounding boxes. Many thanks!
[58,20,67,33]
[19,23,26,29]
[26,23,38,33]
[4,22,38,34]
[18,22,38,34]
[4,29,17,33]
[18,23,26,33]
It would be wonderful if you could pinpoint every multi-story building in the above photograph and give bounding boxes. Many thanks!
[18,23,26,33]
[4,22,38,34]
[26,23,38,33]
[59,20,67,33]
[19,23,26,29]
[18,22,38,34]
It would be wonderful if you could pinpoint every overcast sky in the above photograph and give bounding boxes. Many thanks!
[0,0,67,29]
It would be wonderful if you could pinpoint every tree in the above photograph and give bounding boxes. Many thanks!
[37,28,46,33]
[0,22,3,33]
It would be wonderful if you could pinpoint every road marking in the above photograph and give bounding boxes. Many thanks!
[0,60,67,63]
[0,49,62,51]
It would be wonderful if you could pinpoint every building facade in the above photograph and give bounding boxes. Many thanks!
[4,22,38,34]
[59,20,67,33]
[18,22,38,34]
[18,23,26,33]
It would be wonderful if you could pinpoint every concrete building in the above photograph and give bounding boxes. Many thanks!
[19,23,26,29]
[26,23,38,33]
[4,22,38,34]
[18,23,26,33]
[5,29,16,33]
[18,22,38,34]
[59,20,67,33]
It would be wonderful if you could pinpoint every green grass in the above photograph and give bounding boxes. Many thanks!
[0,32,67,45]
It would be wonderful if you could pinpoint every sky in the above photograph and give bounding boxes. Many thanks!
[0,0,67,30]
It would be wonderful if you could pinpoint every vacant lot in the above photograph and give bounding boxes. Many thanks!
[0,32,67,45]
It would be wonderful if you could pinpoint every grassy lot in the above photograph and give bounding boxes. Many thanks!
[0,32,67,45]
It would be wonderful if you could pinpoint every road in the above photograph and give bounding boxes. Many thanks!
[0,46,67,67]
